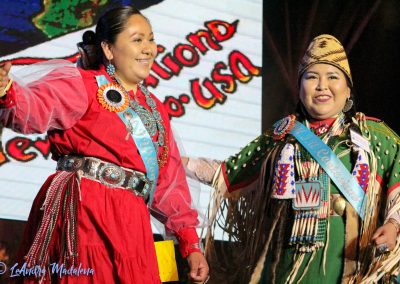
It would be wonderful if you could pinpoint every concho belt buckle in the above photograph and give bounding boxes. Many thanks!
[292,180,322,210]
[98,163,126,188]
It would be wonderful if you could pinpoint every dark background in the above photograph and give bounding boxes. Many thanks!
[0,0,164,56]
[262,0,400,133]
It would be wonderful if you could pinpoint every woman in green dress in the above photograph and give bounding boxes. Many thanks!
[184,34,400,283]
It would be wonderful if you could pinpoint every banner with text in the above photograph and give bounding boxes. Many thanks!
[0,0,262,222]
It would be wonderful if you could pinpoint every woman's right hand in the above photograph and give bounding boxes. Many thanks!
[183,157,221,185]
[187,252,209,283]
[0,62,12,96]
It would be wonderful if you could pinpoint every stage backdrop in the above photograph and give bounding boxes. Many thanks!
[0,0,262,227]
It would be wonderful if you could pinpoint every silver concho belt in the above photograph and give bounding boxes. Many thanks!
[57,155,150,200]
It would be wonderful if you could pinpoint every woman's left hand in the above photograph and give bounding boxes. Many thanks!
[187,251,209,283]
[371,222,398,251]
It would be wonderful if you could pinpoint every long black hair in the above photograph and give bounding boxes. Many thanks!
[77,6,143,69]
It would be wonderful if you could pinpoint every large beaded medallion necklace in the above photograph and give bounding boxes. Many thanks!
[289,113,346,252]
[97,69,168,167]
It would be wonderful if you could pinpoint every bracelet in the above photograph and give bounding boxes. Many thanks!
[386,218,400,234]
[0,79,13,98]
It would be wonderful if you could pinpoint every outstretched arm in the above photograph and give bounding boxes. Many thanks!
[0,61,88,134]
[182,156,221,185]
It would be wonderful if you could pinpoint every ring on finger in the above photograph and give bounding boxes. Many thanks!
[377,243,390,254]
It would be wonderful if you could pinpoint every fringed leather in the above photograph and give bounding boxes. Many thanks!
[359,192,400,283]
[205,143,285,283]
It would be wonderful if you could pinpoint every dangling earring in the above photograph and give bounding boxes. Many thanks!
[106,60,115,76]
[342,98,353,112]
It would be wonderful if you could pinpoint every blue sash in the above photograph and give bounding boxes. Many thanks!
[96,75,159,204]
[290,121,366,219]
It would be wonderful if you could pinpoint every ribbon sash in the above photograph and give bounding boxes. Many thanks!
[96,75,159,204]
[290,121,365,219]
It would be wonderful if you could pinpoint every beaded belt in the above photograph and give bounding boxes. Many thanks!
[57,155,151,200]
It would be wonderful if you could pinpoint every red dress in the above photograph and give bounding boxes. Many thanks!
[0,63,200,283]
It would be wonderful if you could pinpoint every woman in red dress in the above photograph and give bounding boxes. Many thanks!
[0,5,209,283]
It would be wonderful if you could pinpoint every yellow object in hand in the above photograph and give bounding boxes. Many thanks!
[154,240,179,282]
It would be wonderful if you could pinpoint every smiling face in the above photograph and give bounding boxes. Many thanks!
[101,14,157,89]
[299,63,351,120]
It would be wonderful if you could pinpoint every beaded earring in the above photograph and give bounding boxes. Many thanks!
[342,98,353,112]
[106,61,116,76]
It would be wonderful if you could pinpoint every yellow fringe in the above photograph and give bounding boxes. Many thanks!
[297,251,318,283]
[286,254,306,284]
[349,113,385,282]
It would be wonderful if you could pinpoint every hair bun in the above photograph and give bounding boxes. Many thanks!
[82,30,96,44]
[77,30,99,69]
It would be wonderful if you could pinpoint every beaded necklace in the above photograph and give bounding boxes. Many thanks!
[113,75,169,167]
[289,113,346,252]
